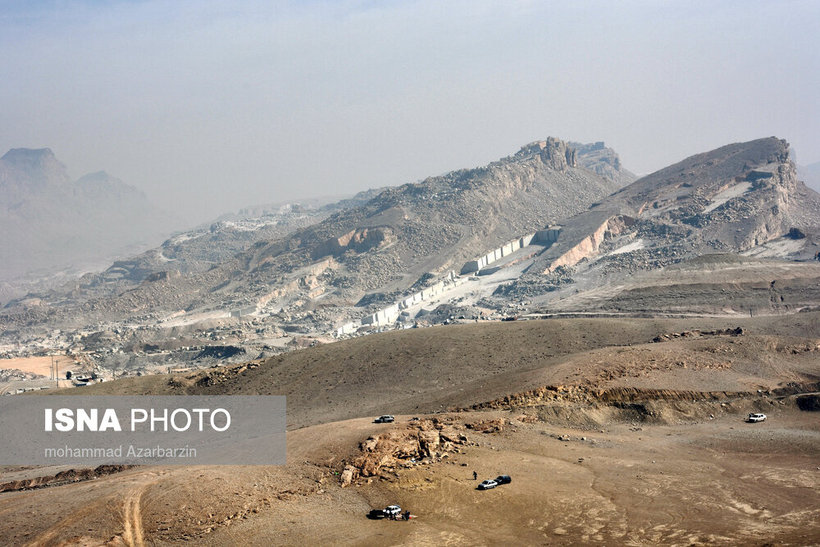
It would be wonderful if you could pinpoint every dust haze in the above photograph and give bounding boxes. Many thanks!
[1,0,818,224]
[2,2,820,546]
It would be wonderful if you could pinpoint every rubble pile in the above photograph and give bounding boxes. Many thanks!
[492,266,574,298]
[0,368,42,382]
[652,327,744,342]
[340,419,470,487]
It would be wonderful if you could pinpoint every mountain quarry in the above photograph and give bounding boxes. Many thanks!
[0,138,632,377]
[1,136,819,379]
[493,137,820,310]
[1,136,819,545]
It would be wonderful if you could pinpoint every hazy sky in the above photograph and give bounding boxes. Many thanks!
[2,0,818,224]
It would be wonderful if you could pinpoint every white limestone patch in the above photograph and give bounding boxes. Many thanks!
[156,250,175,262]
[218,219,281,232]
[609,239,645,256]
[159,309,231,327]
[702,181,752,214]
[742,237,805,258]
[167,232,204,245]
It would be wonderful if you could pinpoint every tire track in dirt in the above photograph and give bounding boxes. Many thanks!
[23,497,105,547]
[21,471,160,547]
[122,485,147,547]
[120,471,167,546]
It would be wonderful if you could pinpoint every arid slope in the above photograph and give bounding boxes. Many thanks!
[1,314,819,545]
[84,314,820,428]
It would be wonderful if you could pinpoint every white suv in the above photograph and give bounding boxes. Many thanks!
[747,413,767,423]
[383,505,402,517]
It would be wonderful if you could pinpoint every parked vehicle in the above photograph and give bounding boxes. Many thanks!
[495,475,512,484]
[374,415,395,423]
[368,509,386,519]
[478,479,498,490]
[383,505,402,517]
[747,413,767,423]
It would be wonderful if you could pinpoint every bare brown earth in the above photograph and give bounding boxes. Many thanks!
[0,356,65,378]
[82,314,820,428]
[0,408,817,546]
[0,315,818,545]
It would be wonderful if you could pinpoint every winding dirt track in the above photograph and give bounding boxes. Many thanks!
[122,484,146,547]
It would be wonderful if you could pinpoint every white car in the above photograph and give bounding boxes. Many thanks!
[747,413,767,423]
[383,505,402,517]
[478,479,498,490]
[374,415,395,423]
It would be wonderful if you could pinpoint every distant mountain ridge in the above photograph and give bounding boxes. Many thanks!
[0,148,178,286]
[2,138,631,326]
[499,137,820,304]
[4,136,820,375]
[115,137,628,316]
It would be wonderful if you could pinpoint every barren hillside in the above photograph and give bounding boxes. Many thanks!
[498,137,820,303]
[83,314,820,428]
[0,139,628,342]
[2,314,818,545]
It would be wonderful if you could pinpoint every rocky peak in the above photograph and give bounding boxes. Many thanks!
[0,148,178,284]
[2,146,55,163]
[571,142,618,169]
[516,137,577,170]
[570,141,636,187]
[2,147,63,170]
[515,136,820,288]
[0,147,70,187]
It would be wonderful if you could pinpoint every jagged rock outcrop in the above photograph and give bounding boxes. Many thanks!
[341,419,469,485]
[504,137,820,297]
[459,384,753,413]
[516,138,577,171]
[571,141,637,186]
[543,216,635,273]
[311,226,396,259]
